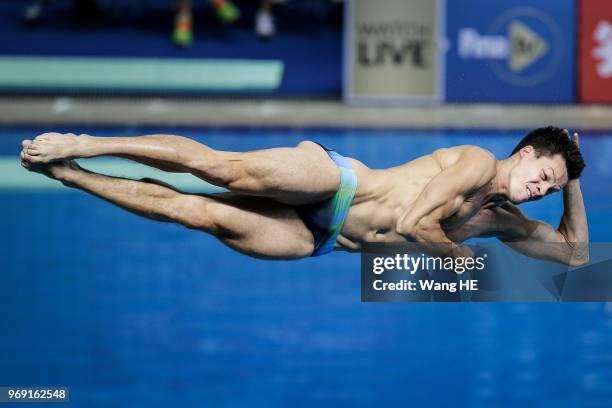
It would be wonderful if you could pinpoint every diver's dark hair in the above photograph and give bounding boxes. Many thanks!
[511,126,585,180]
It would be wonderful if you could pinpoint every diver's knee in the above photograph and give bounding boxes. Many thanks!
[169,196,217,232]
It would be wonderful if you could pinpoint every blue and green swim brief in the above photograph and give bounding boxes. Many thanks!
[297,143,358,257]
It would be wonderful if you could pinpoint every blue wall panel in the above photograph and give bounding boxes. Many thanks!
[0,1,343,96]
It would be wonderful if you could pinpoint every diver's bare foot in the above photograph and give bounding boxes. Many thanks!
[21,133,84,163]
[21,156,81,183]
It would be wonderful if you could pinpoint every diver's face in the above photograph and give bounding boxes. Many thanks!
[508,146,569,204]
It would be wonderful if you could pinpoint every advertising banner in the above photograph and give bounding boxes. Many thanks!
[344,0,445,104]
[445,0,575,103]
[579,0,612,103]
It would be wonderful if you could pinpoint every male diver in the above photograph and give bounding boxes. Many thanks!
[20,126,587,266]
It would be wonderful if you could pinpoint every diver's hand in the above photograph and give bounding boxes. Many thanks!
[564,129,581,188]
[563,128,580,150]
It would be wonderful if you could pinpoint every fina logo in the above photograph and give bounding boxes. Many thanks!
[456,7,563,86]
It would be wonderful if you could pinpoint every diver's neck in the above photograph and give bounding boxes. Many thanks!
[484,156,518,204]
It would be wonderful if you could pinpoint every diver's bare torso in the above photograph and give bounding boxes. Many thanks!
[335,146,495,251]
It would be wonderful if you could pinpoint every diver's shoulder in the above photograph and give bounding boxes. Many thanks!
[435,144,495,160]
[459,145,496,160]
[436,145,496,174]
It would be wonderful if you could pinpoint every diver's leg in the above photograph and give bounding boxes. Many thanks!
[22,135,340,204]
[22,159,315,259]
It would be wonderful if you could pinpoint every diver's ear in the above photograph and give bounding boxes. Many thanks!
[520,145,534,157]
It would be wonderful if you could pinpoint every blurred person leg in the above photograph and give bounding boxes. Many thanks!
[21,133,341,205]
[21,160,315,259]
[211,0,239,24]
[173,0,193,47]
[255,0,277,38]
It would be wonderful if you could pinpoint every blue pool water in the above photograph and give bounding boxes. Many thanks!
[1,126,611,407]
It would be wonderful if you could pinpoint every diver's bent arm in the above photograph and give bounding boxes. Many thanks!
[496,201,589,266]
[396,146,496,257]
